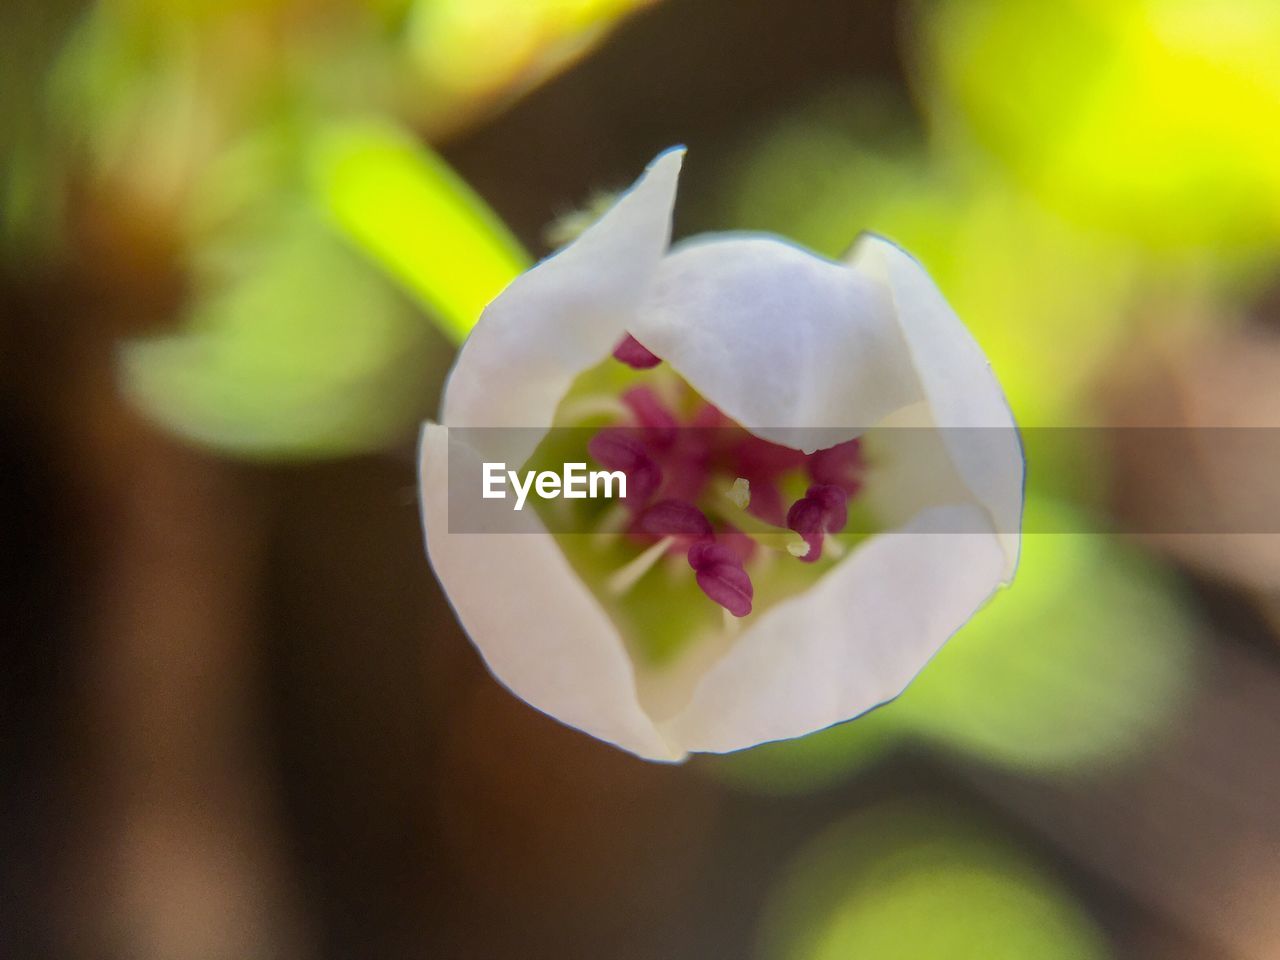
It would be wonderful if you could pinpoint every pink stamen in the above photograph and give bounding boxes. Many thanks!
[716,523,760,565]
[584,374,868,620]
[727,434,808,479]
[806,484,849,533]
[783,481,855,563]
[612,334,662,369]
[808,438,864,495]
[587,429,662,506]
[660,451,712,505]
[688,541,753,618]
[622,386,679,447]
[637,500,714,539]
[786,497,827,563]
[690,404,731,429]
[785,483,852,563]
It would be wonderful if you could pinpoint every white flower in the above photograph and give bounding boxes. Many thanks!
[419,148,1023,762]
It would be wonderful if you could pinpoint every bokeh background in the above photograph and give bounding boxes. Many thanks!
[3,0,1280,957]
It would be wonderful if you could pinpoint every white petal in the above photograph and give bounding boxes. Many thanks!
[628,235,923,452]
[441,147,684,467]
[848,235,1024,576]
[859,401,977,531]
[419,424,681,760]
[661,505,1006,754]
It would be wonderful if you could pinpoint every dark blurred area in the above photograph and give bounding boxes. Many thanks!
[4,0,1280,957]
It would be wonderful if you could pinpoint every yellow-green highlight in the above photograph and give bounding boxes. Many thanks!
[923,0,1280,254]
[310,120,530,344]
[759,804,1112,960]
[408,0,656,107]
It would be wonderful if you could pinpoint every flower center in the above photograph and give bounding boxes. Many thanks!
[573,334,867,622]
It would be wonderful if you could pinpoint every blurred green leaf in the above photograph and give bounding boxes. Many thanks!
[892,498,1198,770]
[760,804,1112,960]
[310,120,529,344]
[121,203,440,457]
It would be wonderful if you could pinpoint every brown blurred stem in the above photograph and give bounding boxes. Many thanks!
[62,353,310,958]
